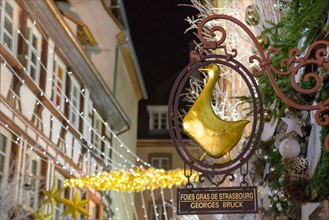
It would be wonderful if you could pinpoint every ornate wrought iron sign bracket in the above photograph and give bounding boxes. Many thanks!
[168,14,328,215]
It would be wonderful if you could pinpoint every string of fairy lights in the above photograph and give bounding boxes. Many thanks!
[1,56,124,173]
[0,40,160,220]
[0,24,149,172]
[0,2,181,218]
[0,9,153,172]
[1,51,162,219]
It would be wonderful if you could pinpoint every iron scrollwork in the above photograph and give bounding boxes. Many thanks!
[169,13,329,188]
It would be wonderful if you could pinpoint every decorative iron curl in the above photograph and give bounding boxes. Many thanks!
[199,173,235,187]
[252,41,329,150]
[194,15,328,151]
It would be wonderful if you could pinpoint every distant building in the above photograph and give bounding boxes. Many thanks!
[136,104,197,220]
[0,0,146,219]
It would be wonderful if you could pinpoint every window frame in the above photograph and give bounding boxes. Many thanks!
[68,76,81,129]
[25,151,41,210]
[147,106,168,132]
[92,113,102,153]
[0,127,12,185]
[149,153,171,170]
[51,53,67,112]
[25,19,42,85]
[0,0,19,56]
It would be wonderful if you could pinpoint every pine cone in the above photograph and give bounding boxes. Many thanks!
[287,181,307,202]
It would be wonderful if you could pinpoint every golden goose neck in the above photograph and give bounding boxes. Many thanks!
[208,69,220,79]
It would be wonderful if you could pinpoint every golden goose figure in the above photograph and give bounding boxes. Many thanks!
[182,63,250,164]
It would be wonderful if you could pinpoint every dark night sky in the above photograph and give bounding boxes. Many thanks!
[123,0,198,104]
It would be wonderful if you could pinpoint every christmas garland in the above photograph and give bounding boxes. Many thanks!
[247,0,329,219]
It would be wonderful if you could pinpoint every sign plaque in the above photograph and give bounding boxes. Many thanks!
[177,186,258,215]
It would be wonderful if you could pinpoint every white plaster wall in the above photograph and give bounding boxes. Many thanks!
[114,52,138,162]
[65,131,73,158]
[45,39,55,99]
[0,65,13,97]
[82,88,93,142]
[19,86,36,121]
[68,0,120,91]
[42,108,51,138]
[72,138,81,164]
[51,117,62,145]
[111,50,139,220]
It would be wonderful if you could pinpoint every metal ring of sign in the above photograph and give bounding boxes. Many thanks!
[168,54,264,177]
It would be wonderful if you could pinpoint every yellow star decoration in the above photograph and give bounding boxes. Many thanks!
[42,185,66,212]
[32,204,53,220]
[58,191,89,220]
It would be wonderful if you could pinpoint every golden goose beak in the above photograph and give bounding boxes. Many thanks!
[199,67,210,72]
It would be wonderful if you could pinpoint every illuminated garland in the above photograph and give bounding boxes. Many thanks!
[64,169,199,192]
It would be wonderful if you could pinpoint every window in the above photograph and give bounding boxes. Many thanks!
[25,152,41,210]
[150,154,171,170]
[0,0,19,55]
[147,106,168,132]
[92,113,102,152]
[54,178,64,218]
[0,131,11,184]
[25,20,42,85]
[69,76,81,129]
[51,54,66,111]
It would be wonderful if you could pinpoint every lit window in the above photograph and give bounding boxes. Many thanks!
[25,20,42,85]
[0,131,11,185]
[147,106,168,132]
[150,155,170,170]
[51,54,66,111]
[69,76,81,129]
[92,113,102,153]
[0,0,19,55]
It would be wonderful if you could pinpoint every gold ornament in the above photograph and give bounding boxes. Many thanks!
[59,191,89,220]
[278,190,288,201]
[264,112,271,122]
[32,204,53,220]
[257,34,270,50]
[182,63,249,164]
[64,168,199,192]
[245,5,260,26]
[42,185,66,212]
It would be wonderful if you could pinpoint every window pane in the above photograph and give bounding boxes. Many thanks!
[58,66,63,80]
[0,154,5,173]
[31,52,37,64]
[32,160,37,175]
[73,86,78,97]
[151,159,159,169]
[30,67,36,81]
[0,134,6,153]
[161,159,168,170]
[3,33,12,49]
[32,34,37,48]
[71,113,76,124]
[4,17,13,34]
[5,2,13,18]
[73,99,77,107]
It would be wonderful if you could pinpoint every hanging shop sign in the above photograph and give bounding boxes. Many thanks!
[168,13,328,215]
[177,186,258,215]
